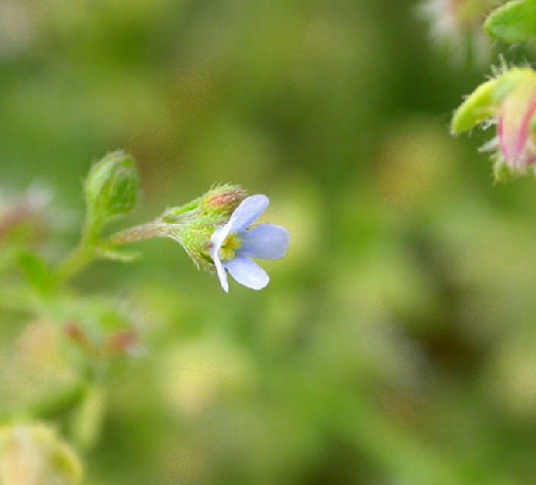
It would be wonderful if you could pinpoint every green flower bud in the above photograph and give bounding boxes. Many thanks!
[84,151,140,234]
[0,424,83,485]
[200,184,246,217]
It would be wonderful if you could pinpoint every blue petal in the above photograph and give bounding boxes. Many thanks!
[239,224,290,260]
[229,195,269,233]
[223,256,269,290]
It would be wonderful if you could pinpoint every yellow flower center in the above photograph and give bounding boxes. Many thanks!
[219,234,242,261]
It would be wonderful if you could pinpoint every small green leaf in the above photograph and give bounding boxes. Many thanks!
[485,0,536,43]
[17,250,56,293]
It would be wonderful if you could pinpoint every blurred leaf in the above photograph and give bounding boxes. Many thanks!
[16,250,56,294]
[485,0,536,43]
[70,384,106,451]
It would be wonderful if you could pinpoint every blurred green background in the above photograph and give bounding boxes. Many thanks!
[2,0,536,484]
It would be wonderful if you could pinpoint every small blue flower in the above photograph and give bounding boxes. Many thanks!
[210,195,290,292]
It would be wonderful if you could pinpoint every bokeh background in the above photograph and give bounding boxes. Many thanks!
[2,0,536,484]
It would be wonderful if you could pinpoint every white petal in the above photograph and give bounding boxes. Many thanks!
[211,223,232,251]
[210,233,229,293]
[213,254,229,292]
[239,224,290,260]
[229,195,269,233]
[224,257,269,290]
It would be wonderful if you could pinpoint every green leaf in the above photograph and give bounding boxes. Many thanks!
[17,250,56,293]
[485,0,536,43]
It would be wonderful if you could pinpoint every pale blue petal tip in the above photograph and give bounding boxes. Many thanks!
[239,224,290,260]
[224,257,269,290]
[229,195,269,233]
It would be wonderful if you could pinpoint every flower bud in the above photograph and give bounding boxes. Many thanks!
[84,151,140,233]
[452,67,536,179]
[0,424,83,485]
[200,184,246,217]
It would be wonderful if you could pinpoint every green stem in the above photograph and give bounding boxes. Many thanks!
[107,222,169,246]
[56,221,168,284]
[55,235,96,285]
[54,212,102,285]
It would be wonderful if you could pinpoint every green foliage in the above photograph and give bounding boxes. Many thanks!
[70,384,106,451]
[17,251,56,294]
[485,0,536,43]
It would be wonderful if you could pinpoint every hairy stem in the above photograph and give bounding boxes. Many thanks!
[108,222,169,246]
